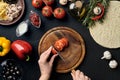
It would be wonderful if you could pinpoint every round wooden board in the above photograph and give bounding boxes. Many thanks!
[38,27,85,73]
[0,0,25,25]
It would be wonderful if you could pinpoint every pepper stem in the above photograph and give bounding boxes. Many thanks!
[26,56,30,61]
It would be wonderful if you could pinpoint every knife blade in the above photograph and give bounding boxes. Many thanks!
[52,45,65,62]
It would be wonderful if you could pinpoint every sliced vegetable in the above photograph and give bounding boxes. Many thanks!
[91,3,105,20]
[51,38,68,54]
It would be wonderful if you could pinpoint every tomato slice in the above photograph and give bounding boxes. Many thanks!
[54,41,63,51]
[51,48,57,54]
[53,38,68,51]
[60,38,68,47]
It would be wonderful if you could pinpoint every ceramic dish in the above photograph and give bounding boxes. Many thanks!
[0,0,25,25]
[0,59,23,80]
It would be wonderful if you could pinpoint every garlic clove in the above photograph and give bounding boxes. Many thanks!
[101,51,112,60]
[109,60,118,69]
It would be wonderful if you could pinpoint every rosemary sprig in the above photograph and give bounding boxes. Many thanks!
[82,0,110,27]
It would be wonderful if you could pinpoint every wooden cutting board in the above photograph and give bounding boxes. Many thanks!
[38,27,85,73]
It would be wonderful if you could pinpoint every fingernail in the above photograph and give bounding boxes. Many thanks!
[85,76,88,79]
[80,72,84,75]
[71,69,75,73]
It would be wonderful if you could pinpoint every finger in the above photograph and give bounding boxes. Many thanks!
[71,69,76,74]
[88,77,91,80]
[38,59,40,66]
[75,70,81,79]
[41,46,53,60]
[85,76,89,80]
[44,46,53,55]
[49,54,58,66]
[71,72,76,80]
[75,70,81,75]
[71,69,76,76]
[79,72,85,79]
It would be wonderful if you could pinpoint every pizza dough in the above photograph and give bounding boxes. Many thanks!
[89,1,120,48]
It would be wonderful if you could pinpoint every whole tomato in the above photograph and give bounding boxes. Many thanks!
[32,0,43,8]
[54,7,66,19]
[43,0,54,6]
[42,6,53,17]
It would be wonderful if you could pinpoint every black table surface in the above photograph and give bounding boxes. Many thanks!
[0,0,120,80]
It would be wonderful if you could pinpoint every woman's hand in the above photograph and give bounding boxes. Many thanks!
[38,46,58,80]
[71,70,91,80]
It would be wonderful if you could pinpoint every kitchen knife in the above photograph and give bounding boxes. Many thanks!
[52,45,65,62]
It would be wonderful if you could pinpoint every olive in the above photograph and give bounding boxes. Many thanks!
[7,62,14,66]
[3,66,7,70]
[12,72,16,75]
[0,59,22,80]
[16,70,20,75]
[5,71,9,75]
[11,66,14,69]
[12,76,16,80]
[7,75,12,79]
[2,74,6,78]
[1,70,5,74]
[10,69,14,73]
[14,66,18,70]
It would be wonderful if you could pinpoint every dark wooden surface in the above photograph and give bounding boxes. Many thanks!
[0,0,120,80]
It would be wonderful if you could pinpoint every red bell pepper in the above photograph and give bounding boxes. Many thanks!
[11,40,32,61]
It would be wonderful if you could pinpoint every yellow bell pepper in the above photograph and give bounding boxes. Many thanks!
[0,37,11,56]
